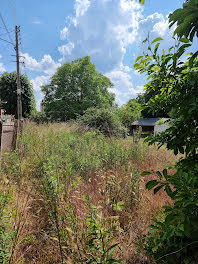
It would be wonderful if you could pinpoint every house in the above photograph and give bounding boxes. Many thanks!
[130,118,170,137]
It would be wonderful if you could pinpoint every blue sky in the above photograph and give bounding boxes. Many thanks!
[0,0,196,110]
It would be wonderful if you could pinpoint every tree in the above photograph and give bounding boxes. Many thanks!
[118,99,141,127]
[135,37,198,157]
[42,56,115,121]
[135,37,198,263]
[136,1,198,262]
[136,91,170,118]
[0,72,36,118]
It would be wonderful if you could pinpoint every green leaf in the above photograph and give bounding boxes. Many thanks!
[162,169,168,179]
[189,51,198,67]
[184,221,191,237]
[141,171,152,176]
[135,56,143,62]
[154,185,164,194]
[146,180,159,191]
[154,43,160,55]
[156,171,162,179]
[165,185,173,198]
[151,37,163,44]
[106,243,120,257]
[180,38,189,43]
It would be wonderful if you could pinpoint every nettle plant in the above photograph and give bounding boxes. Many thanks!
[135,37,198,263]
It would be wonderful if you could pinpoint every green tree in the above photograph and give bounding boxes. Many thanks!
[118,99,141,127]
[42,56,115,121]
[136,1,198,262]
[136,91,170,118]
[134,37,198,157]
[0,72,36,118]
[135,37,198,263]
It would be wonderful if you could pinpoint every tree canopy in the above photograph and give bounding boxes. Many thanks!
[42,56,115,121]
[0,71,36,118]
[134,37,198,156]
[118,99,141,127]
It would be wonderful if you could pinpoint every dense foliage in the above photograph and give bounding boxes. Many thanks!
[135,35,198,263]
[135,38,198,158]
[41,56,115,121]
[169,0,198,43]
[77,107,127,137]
[0,72,36,118]
[118,99,141,127]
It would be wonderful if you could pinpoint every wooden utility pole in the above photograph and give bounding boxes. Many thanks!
[15,25,22,130]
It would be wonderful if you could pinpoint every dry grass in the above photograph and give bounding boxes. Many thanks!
[0,123,177,264]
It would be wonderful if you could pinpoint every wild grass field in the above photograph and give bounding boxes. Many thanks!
[0,122,176,264]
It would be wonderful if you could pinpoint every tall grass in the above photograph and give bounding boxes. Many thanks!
[0,122,175,263]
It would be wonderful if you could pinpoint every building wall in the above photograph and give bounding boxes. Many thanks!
[131,125,154,137]
[154,124,170,135]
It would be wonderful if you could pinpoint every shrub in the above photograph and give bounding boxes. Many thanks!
[77,107,128,137]
[143,167,198,263]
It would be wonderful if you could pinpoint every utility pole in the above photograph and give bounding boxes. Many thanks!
[15,25,22,131]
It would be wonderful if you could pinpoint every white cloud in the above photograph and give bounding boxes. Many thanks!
[58,0,143,72]
[136,12,175,54]
[22,53,61,75]
[0,55,6,73]
[58,42,75,56]
[106,68,143,105]
[120,63,131,72]
[129,85,144,95]
[31,75,50,91]
[60,27,69,40]
[152,16,169,37]
[32,19,42,24]
[75,0,91,17]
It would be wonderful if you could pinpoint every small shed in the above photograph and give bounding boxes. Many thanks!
[130,118,170,137]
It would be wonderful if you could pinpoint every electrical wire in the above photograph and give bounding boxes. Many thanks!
[0,30,15,37]
[0,37,14,46]
[0,12,15,46]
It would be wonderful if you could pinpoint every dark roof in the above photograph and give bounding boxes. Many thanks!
[131,118,169,126]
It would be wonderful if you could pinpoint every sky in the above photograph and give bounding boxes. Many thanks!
[0,0,197,110]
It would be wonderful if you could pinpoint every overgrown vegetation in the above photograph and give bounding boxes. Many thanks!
[0,122,175,263]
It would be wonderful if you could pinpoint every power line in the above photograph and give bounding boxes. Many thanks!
[0,12,15,46]
[0,37,14,46]
[0,30,15,37]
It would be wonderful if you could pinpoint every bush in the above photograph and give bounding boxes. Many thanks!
[77,107,128,137]
[143,167,198,263]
